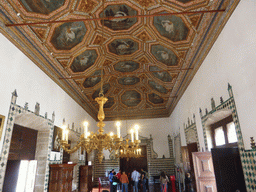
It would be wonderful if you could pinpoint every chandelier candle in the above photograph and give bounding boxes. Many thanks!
[134,125,139,140]
[62,125,67,141]
[84,122,88,139]
[116,122,121,138]
[131,129,134,142]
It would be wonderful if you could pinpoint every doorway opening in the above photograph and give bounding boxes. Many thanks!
[119,145,147,192]
[3,124,38,192]
[209,115,246,191]
[119,145,147,175]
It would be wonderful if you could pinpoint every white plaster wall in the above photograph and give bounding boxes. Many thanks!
[169,0,256,150]
[102,118,171,158]
[0,33,96,147]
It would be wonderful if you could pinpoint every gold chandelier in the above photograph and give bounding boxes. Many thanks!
[60,96,141,163]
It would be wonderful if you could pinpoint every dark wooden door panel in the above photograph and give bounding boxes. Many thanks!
[3,160,20,192]
[8,124,38,160]
[120,145,147,174]
[211,147,246,192]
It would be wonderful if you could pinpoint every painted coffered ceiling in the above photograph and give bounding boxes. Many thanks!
[0,0,239,120]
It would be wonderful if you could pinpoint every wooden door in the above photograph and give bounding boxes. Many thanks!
[49,164,76,192]
[181,146,190,173]
[192,152,217,192]
[79,165,92,192]
[211,148,246,192]
[8,124,38,160]
[120,145,147,174]
[187,142,198,173]
[3,160,20,192]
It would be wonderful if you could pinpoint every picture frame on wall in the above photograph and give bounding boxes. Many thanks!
[0,115,5,141]
[52,126,62,152]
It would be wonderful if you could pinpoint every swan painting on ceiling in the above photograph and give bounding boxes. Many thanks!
[114,61,140,72]
[109,39,138,55]
[149,66,172,82]
[153,12,189,42]
[83,70,103,88]
[100,4,137,30]
[148,93,164,104]
[20,0,65,14]
[71,50,98,72]
[121,90,141,107]
[92,84,110,99]
[51,21,87,50]
[148,80,167,94]
[118,76,140,85]
[151,45,178,66]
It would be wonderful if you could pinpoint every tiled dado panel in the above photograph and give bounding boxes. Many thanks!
[0,90,60,192]
[148,158,175,178]
[201,85,256,191]
[94,156,119,186]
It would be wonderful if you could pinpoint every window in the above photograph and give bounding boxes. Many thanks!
[210,116,237,148]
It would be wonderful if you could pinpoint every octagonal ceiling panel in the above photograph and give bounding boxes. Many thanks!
[148,80,168,94]
[114,61,140,72]
[1,0,239,120]
[71,49,98,73]
[100,4,137,31]
[51,21,87,50]
[108,38,139,55]
[118,76,140,86]
[148,93,164,104]
[92,84,111,100]
[149,66,172,82]
[19,0,65,14]
[83,70,103,88]
[153,13,189,42]
[151,44,178,66]
[121,90,141,107]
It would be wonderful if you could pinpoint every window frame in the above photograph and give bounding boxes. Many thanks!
[210,115,237,148]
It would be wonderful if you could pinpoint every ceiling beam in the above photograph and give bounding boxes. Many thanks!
[6,9,225,27]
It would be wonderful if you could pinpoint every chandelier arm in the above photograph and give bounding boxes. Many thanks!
[60,140,81,154]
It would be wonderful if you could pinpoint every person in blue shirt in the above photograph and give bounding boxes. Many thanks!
[109,169,115,192]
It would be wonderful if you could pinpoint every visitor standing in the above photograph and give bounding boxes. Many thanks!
[140,173,147,192]
[160,171,169,192]
[131,169,140,192]
[120,171,129,192]
[109,169,115,192]
[141,168,148,179]
[116,169,122,191]
[112,172,118,192]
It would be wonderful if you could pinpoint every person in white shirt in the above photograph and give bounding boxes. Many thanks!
[131,169,140,192]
